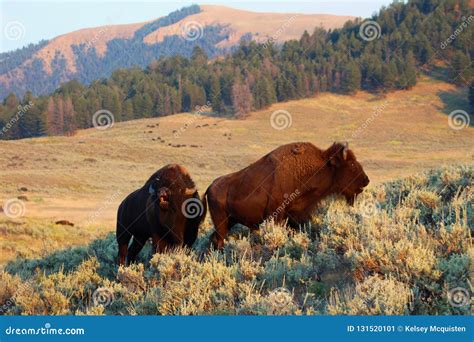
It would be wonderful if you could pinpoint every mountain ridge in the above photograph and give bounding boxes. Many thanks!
[0,5,353,99]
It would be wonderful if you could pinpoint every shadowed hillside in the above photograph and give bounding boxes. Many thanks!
[0,5,352,99]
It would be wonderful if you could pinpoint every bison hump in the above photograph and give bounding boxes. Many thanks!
[266,142,325,181]
[291,144,305,155]
[268,142,314,162]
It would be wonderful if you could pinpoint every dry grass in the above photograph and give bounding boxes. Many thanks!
[144,5,353,48]
[0,218,105,265]
[0,77,472,264]
[1,165,471,315]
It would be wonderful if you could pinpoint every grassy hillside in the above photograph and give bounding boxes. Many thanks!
[0,77,472,264]
[0,4,352,99]
[1,166,472,315]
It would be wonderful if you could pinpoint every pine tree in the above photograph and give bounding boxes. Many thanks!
[210,75,222,113]
[102,88,121,121]
[170,88,181,114]
[398,51,417,89]
[299,30,311,48]
[231,78,252,118]
[55,96,65,135]
[381,61,398,90]
[341,62,361,94]
[295,71,306,98]
[450,51,472,86]
[4,93,19,109]
[142,94,153,117]
[73,97,88,129]
[469,81,474,110]
[276,75,288,101]
[45,97,56,135]
[63,96,76,135]
[416,33,433,65]
[123,100,134,121]
[45,96,66,135]
[254,76,277,108]
[133,94,153,118]
[19,93,43,138]
[191,46,208,66]
[264,76,277,104]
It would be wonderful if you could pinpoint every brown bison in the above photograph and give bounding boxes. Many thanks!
[205,142,369,249]
[116,164,206,265]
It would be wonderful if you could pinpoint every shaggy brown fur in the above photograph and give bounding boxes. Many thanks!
[205,142,369,249]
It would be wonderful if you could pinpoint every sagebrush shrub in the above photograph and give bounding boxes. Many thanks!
[1,166,471,315]
[327,275,412,315]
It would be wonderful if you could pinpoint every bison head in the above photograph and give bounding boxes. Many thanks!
[326,142,370,205]
[149,177,201,228]
[149,181,171,210]
[149,179,197,212]
[157,186,171,210]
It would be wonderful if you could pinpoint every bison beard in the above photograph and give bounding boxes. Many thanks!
[206,142,370,249]
[116,164,206,265]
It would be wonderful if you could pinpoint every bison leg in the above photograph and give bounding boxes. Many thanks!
[210,211,231,249]
[116,224,132,266]
[127,235,147,264]
[117,243,128,266]
[207,185,232,249]
[152,234,169,253]
[286,213,301,228]
[286,209,312,229]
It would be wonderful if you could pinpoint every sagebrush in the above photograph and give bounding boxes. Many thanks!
[1,166,472,315]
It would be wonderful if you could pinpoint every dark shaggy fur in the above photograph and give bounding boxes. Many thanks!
[116,164,206,265]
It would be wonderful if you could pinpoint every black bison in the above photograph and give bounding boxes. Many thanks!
[116,164,206,265]
[205,142,369,249]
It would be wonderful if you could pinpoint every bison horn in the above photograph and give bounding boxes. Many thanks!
[183,187,197,195]
[148,184,155,195]
[343,142,349,160]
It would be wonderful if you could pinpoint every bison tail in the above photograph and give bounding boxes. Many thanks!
[199,189,208,224]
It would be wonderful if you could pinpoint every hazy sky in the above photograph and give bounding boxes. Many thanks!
[1,0,394,53]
